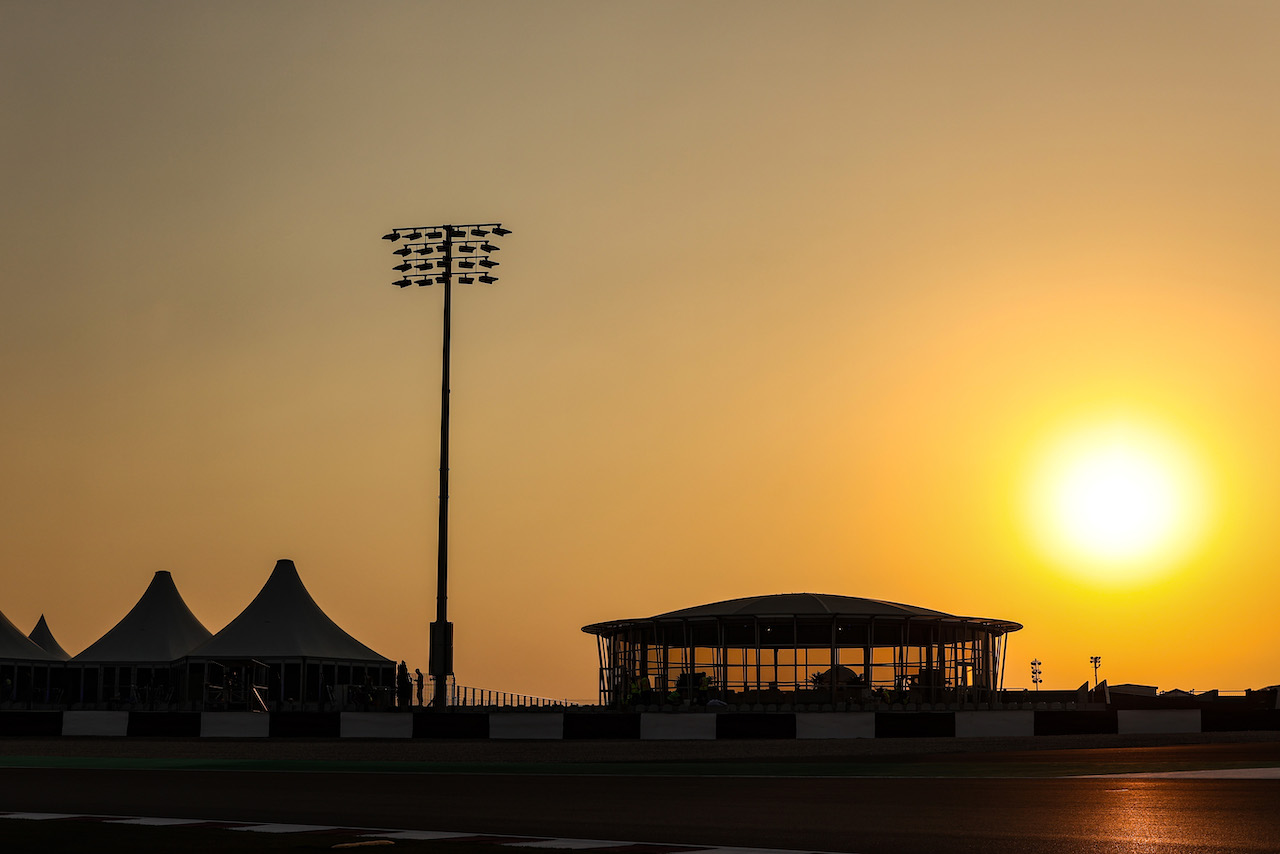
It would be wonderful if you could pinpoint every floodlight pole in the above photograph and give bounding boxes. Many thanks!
[433,230,454,711]
[382,222,510,711]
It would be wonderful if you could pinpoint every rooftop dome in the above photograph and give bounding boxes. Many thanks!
[654,592,953,620]
[584,592,1022,634]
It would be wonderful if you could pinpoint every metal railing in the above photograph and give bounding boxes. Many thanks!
[444,679,575,708]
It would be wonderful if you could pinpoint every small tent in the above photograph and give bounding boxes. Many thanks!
[188,559,391,710]
[28,615,70,661]
[1,608,61,705]
[71,571,212,705]
[1,610,58,663]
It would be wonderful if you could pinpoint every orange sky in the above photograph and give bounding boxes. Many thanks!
[2,2,1279,700]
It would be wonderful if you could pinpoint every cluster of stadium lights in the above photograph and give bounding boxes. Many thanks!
[382,223,512,287]
[380,218,513,708]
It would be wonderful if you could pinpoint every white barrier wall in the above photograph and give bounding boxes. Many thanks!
[62,711,129,737]
[1118,710,1201,734]
[6,707,1269,740]
[200,712,270,738]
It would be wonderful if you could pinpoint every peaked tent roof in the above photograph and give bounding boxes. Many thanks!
[189,559,388,663]
[0,609,61,662]
[28,614,70,660]
[72,571,213,663]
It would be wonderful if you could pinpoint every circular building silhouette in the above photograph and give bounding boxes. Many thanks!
[582,593,1022,707]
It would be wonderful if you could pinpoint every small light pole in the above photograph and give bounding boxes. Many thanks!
[381,221,512,709]
[1031,659,1042,692]
[1090,655,1101,688]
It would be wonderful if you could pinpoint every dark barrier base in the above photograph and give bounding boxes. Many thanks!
[1035,710,1118,735]
[11,708,1280,739]
[716,713,798,739]
[0,711,63,737]
[875,712,956,738]
[269,711,340,738]
[127,712,201,737]
[563,713,640,739]
[1202,709,1280,732]
[413,712,489,739]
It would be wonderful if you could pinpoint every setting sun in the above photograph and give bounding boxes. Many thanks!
[1027,419,1211,584]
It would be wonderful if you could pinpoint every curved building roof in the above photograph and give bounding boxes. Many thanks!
[73,571,212,663]
[189,559,388,663]
[655,593,953,620]
[1,609,62,662]
[583,592,1022,635]
[28,614,70,661]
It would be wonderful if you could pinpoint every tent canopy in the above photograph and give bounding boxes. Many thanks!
[0,609,60,662]
[72,571,212,663]
[28,614,70,661]
[189,559,388,663]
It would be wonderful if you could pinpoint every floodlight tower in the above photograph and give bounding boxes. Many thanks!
[1090,655,1101,688]
[381,221,512,709]
[1031,659,1042,692]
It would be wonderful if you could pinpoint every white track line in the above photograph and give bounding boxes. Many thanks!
[231,822,340,833]
[0,812,846,853]
[1081,767,1280,780]
[506,839,642,849]
[366,829,483,840]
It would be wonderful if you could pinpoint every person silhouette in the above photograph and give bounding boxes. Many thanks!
[396,661,412,710]
[414,668,424,706]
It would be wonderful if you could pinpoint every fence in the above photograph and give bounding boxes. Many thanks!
[441,678,575,708]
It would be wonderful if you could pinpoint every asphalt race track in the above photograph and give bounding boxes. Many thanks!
[2,740,1279,853]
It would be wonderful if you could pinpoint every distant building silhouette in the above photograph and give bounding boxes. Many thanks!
[1,560,393,711]
[71,570,212,706]
[584,592,1022,708]
[0,607,61,703]
[187,559,391,711]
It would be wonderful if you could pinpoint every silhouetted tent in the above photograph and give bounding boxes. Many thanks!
[69,571,211,706]
[0,609,60,663]
[73,571,212,663]
[67,571,211,706]
[0,607,61,706]
[27,615,70,661]
[583,592,1022,707]
[187,559,392,710]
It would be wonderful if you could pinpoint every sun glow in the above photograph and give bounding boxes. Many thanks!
[1027,418,1211,584]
